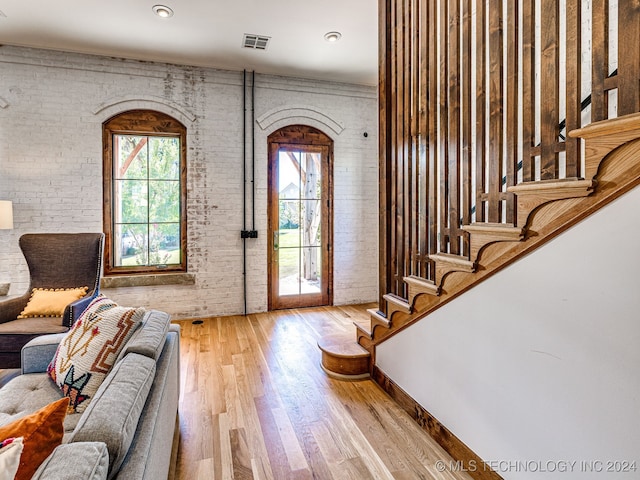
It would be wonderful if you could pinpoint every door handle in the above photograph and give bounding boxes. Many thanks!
[273,231,279,250]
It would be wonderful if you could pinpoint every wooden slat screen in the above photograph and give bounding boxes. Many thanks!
[378,0,640,305]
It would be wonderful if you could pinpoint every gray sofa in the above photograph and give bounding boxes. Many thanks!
[0,310,180,480]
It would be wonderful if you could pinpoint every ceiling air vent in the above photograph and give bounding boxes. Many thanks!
[242,34,270,50]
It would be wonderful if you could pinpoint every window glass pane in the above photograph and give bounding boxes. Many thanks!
[115,180,148,223]
[115,135,148,180]
[149,137,180,180]
[153,223,181,265]
[148,223,179,266]
[115,224,148,267]
[149,180,180,223]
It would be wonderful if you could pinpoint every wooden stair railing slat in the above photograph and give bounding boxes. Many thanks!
[616,0,640,115]
[591,0,609,123]
[565,0,582,178]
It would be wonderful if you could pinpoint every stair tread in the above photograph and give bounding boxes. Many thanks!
[366,308,390,327]
[429,253,475,268]
[367,308,387,319]
[462,222,521,232]
[404,276,440,296]
[317,334,370,358]
[569,111,640,138]
[508,177,593,193]
[404,275,436,286]
[355,321,374,339]
[382,293,411,310]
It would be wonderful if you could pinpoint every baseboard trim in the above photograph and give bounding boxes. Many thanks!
[372,366,503,480]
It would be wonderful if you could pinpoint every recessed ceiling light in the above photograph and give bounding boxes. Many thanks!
[152,5,174,18]
[324,31,342,42]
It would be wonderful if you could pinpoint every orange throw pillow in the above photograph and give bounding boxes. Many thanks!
[0,397,69,480]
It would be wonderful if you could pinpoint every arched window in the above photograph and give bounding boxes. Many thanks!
[102,110,187,275]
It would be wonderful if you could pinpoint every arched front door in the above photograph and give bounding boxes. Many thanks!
[267,125,333,310]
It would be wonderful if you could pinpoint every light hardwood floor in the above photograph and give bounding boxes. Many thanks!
[175,304,472,480]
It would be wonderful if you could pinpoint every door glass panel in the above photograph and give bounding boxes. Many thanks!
[279,200,300,237]
[277,148,323,298]
[278,223,301,296]
[301,247,321,294]
[279,151,301,199]
[301,200,321,247]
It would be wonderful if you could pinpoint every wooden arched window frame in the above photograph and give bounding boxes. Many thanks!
[102,110,187,275]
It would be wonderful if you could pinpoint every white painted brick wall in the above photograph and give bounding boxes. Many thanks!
[0,46,379,318]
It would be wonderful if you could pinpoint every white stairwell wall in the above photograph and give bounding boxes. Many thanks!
[377,185,640,479]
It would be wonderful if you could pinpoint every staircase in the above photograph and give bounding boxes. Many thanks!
[319,0,640,379]
[321,112,640,377]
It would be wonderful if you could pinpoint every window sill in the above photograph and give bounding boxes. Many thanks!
[101,273,195,289]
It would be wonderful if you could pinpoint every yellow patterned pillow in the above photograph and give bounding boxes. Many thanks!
[17,287,88,318]
[48,295,145,413]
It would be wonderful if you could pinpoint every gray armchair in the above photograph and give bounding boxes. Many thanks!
[0,233,104,368]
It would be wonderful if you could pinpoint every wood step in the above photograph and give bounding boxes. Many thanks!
[461,223,525,263]
[382,293,411,313]
[367,308,390,331]
[317,333,370,379]
[429,253,475,285]
[404,275,440,299]
[569,111,640,182]
[356,320,374,341]
[507,177,595,228]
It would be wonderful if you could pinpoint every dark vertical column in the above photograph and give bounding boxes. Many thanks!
[505,0,519,223]
[475,0,487,220]
[378,0,393,309]
[522,0,536,182]
[591,0,609,122]
[488,0,504,220]
[448,0,461,254]
[617,0,640,115]
[539,0,560,180]
[439,0,450,254]
[427,0,439,280]
[461,0,472,239]
[565,0,582,178]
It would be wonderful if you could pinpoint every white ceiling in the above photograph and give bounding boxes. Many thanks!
[0,0,379,86]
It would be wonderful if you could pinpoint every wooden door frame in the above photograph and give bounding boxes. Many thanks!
[267,125,334,310]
